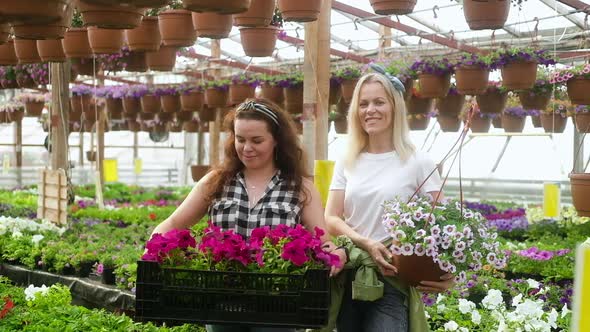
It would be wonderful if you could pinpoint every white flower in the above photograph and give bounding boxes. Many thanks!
[31,234,44,245]
[458,328,468,332]
[458,299,476,314]
[515,299,544,320]
[443,320,458,331]
[12,230,23,238]
[424,310,430,319]
[436,293,445,304]
[24,284,50,301]
[561,304,570,318]
[455,241,466,251]
[463,211,474,219]
[482,289,504,310]
[430,225,441,236]
[547,308,558,328]
[393,230,406,241]
[414,243,425,256]
[400,243,414,256]
[443,225,456,235]
[512,293,523,307]
[415,229,426,239]
[390,245,402,255]
[437,303,447,313]
[471,310,481,324]
[526,279,540,290]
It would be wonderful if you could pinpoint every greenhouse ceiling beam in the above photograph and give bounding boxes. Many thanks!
[278,34,372,64]
[331,1,483,54]
[293,23,365,52]
[557,0,590,14]
[201,40,251,64]
[182,52,283,75]
[540,0,587,29]
[335,11,408,46]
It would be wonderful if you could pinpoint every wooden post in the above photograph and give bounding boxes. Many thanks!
[209,40,222,167]
[574,130,584,173]
[303,0,331,172]
[14,119,22,186]
[96,78,105,183]
[378,25,392,60]
[50,62,70,171]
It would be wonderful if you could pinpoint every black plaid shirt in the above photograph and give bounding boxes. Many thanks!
[209,171,302,237]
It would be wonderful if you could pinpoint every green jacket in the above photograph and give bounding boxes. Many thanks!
[311,241,430,332]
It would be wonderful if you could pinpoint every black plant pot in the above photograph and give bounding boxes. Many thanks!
[61,265,76,275]
[102,267,116,285]
[77,261,95,278]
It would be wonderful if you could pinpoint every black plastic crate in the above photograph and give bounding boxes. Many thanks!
[135,260,331,328]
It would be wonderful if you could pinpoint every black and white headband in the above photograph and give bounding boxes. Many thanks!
[369,63,406,94]
[236,100,280,126]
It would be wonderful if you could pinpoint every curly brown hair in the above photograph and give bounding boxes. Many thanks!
[206,98,310,206]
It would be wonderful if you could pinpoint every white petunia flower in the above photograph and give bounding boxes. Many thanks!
[471,310,481,324]
[561,304,571,318]
[437,303,447,313]
[482,289,504,310]
[458,299,475,314]
[548,308,558,328]
[526,279,540,290]
[443,320,458,331]
[31,234,44,245]
[24,284,50,301]
[512,293,523,307]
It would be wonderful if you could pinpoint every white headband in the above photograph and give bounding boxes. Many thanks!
[236,100,280,126]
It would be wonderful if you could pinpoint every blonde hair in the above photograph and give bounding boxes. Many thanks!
[344,73,415,169]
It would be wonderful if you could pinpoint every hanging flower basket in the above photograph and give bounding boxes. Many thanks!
[463,0,510,30]
[408,115,430,131]
[123,97,142,115]
[125,16,161,52]
[181,89,204,112]
[0,24,9,45]
[24,101,44,117]
[191,165,210,182]
[501,113,526,133]
[284,86,303,114]
[158,111,174,122]
[569,173,590,217]
[146,45,177,71]
[407,95,434,115]
[37,39,66,62]
[369,0,416,15]
[540,113,568,133]
[76,1,144,29]
[277,0,321,22]
[574,110,590,133]
[141,94,161,113]
[260,83,284,105]
[205,87,229,108]
[87,27,124,54]
[176,110,193,122]
[183,119,199,132]
[71,57,99,76]
[476,86,507,114]
[340,79,359,104]
[469,114,492,133]
[336,99,349,115]
[233,0,275,26]
[239,26,277,57]
[229,84,256,105]
[492,115,502,128]
[519,90,551,111]
[126,120,140,132]
[14,39,41,64]
[501,61,538,90]
[436,88,464,115]
[182,0,250,14]
[567,78,590,105]
[0,40,18,65]
[105,98,123,115]
[454,65,489,95]
[139,111,155,120]
[10,3,73,40]
[530,112,542,128]
[159,94,180,113]
[418,73,451,98]
[62,28,93,59]
[199,107,216,122]
[159,9,196,48]
[124,51,148,72]
[437,114,461,132]
[192,12,233,39]
[1,0,69,25]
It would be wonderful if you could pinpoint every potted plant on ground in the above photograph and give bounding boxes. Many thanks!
[454,53,494,95]
[278,72,304,114]
[411,58,454,98]
[492,47,555,90]
[229,73,260,105]
[540,100,569,133]
[333,66,363,103]
[550,63,590,105]
[15,93,45,117]
[205,79,230,108]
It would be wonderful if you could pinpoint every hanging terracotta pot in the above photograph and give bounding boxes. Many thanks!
[501,114,525,133]
[437,114,461,132]
[329,82,342,105]
[0,24,10,45]
[146,45,177,71]
[139,111,155,120]
[463,0,510,30]
[531,115,542,128]
[124,51,148,72]
[407,95,434,114]
[337,99,350,114]
[183,0,250,14]
[540,114,567,133]
[570,173,590,217]
[284,85,303,112]
[260,84,283,105]
[519,91,551,110]
[69,109,82,122]
[469,115,491,133]
[436,93,465,115]
[239,26,277,57]
[71,57,99,76]
[157,111,174,122]
[25,101,44,117]
[334,117,348,134]
[14,39,41,64]
[199,107,216,122]
[126,120,140,132]
[277,0,321,22]
[369,0,417,15]
[62,28,93,59]
[229,84,256,105]
[192,12,233,39]
[123,97,141,115]
[205,88,229,108]
[37,39,66,62]
[454,65,489,95]
[169,122,183,132]
[0,40,18,65]
[340,79,358,103]
[8,109,25,122]
[393,255,444,287]
[16,72,36,89]
[501,61,537,90]
[10,3,73,40]
[125,16,161,52]
[183,119,199,132]
[476,89,507,113]
[575,113,590,133]
[1,0,69,25]
[181,90,204,111]
[191,165,210,182]
[233,0,274,26]
[176,111,194,122]
[418,73,451,98]
[161,94,181,113]
[141,94,161,113]
[106,98,123,114]
[492,116,502,128]
[159,9,196,47]
[402,78,414,101]
[87,27,125,54]
[76,0,144,29]
[567,78,590,105]
[408,116,430,131]
[70,96,84,115]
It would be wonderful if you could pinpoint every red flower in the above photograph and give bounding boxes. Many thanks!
[148,212,157,220]
[0,297,14,319]
[281,239,309,266]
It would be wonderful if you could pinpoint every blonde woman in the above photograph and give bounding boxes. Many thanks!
[325,68,454,331]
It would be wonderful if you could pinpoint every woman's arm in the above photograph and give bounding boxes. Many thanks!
[149,171,216,237]
[324,190,397,276]
[299,178,346,276]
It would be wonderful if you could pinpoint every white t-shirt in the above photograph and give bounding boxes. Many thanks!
[330,151,442,242]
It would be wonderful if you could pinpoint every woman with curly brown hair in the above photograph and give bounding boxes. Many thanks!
[150,98,346,332]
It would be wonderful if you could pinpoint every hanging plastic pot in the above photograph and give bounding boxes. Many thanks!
[277,0,322,22]
[192,12,233,39]
[159,9,196,47]
[239,26,277,57]
[369,0,416,15]
[454,65,489,95]
[463,0,510,30]
[125,16,161,52]
[233,0,274,27]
